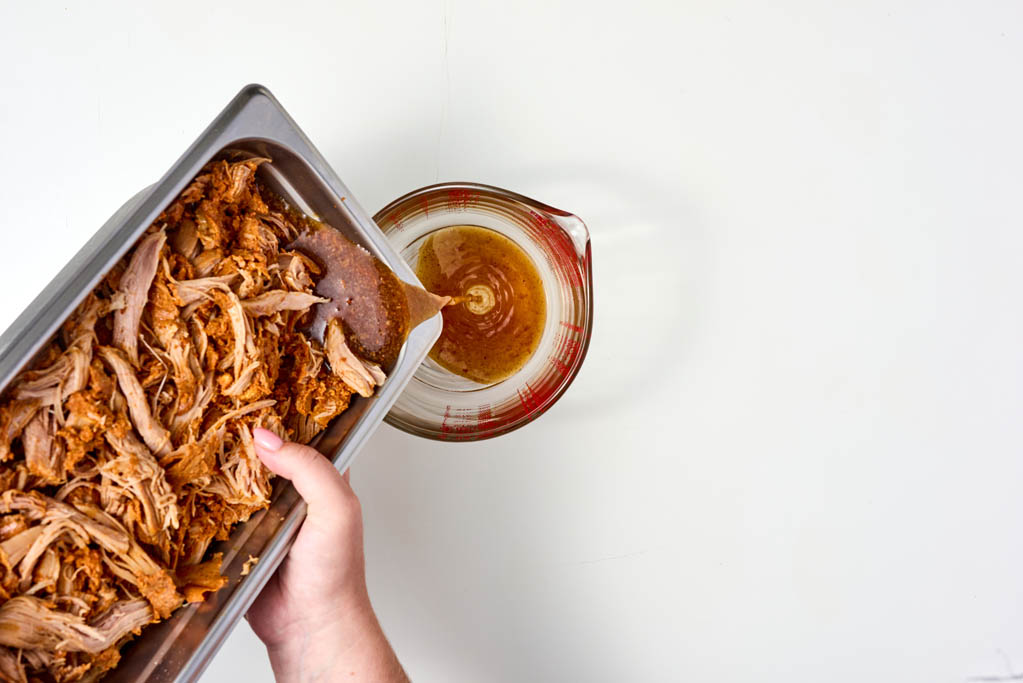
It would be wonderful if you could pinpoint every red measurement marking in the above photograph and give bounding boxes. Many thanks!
[388,211,404,230]
[562,337,580,357]
[420,195,430,217]
[447,189,478,211]
[475,405,494,431]
[516,388,534,414]
[516,382,546,415]
[554,327,579,354]
[528,211,583,288]
[548,324,582,377]
[555,328,572,363]
[558,338,580,369]
[440,405,480,440]
[528,210,553,229]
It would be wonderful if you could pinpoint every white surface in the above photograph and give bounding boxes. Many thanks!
[2,1,1022,681]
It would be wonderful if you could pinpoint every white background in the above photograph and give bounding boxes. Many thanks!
[2,1,1022,681]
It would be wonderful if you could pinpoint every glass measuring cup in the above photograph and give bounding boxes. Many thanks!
[375,182,593,441]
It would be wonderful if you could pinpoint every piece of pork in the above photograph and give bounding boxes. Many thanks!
[113,230,166,367]
[149,271,204,418]
[0,648,26,683]
[97,348,171,457]
[177,551,228,604]
[192,247,223,278]
[203,427,272,507]
[13,495,183,619]
[148,277,185,349]
[60,390,114,473]
[216,290,252,383]
[14,295,102,410]
[324,319,385,398]
[277,251,320,292]
[23,410,65,484]
[18,503,127,564]
[292,414,320,445]
[25,547,59,595]
[159,433,217,491]
[236,215,280,258]
[222,358,262,397]
[171,275,236,307]
[203,399,276,438]
[21,650,48,669]
[0,492,47,522]
[11,346,89,410]
[17,522,87,592]
[168,344,202,416]
[0,492,157,591]
[170,218,199,260]
[169,371,214,443]
[210,289,262,397]
[0,526,43,567]
[0,514,28,542]
[0,399,40,462]
[0,596,151,653]
[225,158,269,202]
[178,172,211,205]
[242,290,327,317]
[88,598,153,645]
[188,316,209,366]
[363,361,387,387]
[101,429,180,539]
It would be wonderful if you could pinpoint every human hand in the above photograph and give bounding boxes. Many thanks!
[247,428,408,683]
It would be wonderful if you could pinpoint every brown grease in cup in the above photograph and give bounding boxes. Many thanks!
[415,225,546,384]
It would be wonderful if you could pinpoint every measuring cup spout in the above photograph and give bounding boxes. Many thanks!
[548,213,590,261]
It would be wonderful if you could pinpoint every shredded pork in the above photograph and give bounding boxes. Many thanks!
[0,157,388,681]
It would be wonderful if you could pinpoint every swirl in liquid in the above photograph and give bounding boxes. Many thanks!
[415,226,546,384]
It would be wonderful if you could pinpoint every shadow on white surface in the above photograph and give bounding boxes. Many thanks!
[200,620,273,682]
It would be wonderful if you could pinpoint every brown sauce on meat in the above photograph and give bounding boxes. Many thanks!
[288,225,410,368]
[415,225,546,384]
[265,185,455,370]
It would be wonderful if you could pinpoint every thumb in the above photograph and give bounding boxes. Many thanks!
[252,428,354,517]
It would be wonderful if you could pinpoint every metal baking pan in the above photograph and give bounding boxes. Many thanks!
[0,84,440,682]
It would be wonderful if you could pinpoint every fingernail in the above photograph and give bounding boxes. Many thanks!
[253,428,283,451]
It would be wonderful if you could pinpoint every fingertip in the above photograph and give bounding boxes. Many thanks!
[253,427,283,452]
[252,432,284,476]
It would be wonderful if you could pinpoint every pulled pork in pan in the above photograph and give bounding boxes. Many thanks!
[0,158,387,682]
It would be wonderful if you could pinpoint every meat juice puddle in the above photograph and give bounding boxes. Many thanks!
[415,225,546,384]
